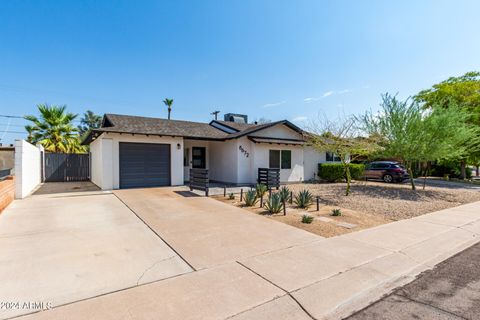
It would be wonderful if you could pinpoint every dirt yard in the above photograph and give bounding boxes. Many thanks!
[212,180,480,238]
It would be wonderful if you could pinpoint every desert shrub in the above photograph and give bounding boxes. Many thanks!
[318,164,344,182]
[331,208,342,216]
[301,214,314,224]
[318,163,365,182]
[349,164,365,180]
[244,190,258,206]
[255,184,268,198]
[228,193,235,200]
[294,189,313,209]
[278,186,290,203]
[264,193,284,214]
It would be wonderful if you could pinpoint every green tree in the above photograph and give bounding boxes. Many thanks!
[415,71,480,178]
[359,94,479,190]
[163,98,174,120]
[78,110,102,136]
[24,104,86,153]
[307,114,380,196]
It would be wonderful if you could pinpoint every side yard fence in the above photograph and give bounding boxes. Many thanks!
[0,170,14,213]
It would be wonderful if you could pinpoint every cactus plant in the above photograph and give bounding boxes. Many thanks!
[278,186,290,203]
[301,214,314,224]
[244,190,258,206]
[264,193,284,214]
[294,189,314,209]
[255,183,268,198]
[331,208,342,216]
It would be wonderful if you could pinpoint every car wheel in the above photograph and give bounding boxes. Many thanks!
[383,174,393,183]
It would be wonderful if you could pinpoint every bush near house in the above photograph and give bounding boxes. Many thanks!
[318,163,365,182]
[430,161,473,179]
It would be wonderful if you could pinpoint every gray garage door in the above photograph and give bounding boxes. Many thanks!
[119,142,171,189]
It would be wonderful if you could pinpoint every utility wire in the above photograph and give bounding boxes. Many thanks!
[0,117,12,141]
[0,130,27,134]
[0,114,23,119]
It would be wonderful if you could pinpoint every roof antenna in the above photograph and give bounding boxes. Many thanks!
[211,110,220,120]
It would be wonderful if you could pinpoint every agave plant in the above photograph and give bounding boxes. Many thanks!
[255,184,268,198]
[264,193,284,214]
[244,190,258,206]
[331,208,342,216]
[301,214,314,224]
[278,186,290,203]
[294,189,313,209]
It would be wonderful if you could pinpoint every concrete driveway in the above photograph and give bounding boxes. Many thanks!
[3,186,480,320]
[113,187,320,269]
[0,190,192,319]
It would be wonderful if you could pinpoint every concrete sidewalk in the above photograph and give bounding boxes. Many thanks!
[347,241,480,319]
[16,195,480,320]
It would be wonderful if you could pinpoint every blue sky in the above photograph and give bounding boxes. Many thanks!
[1,0,480,143]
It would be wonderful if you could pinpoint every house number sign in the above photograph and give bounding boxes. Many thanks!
[239,146,249,158]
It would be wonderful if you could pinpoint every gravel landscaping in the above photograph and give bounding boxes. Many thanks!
[288,180,480,221]
[213,180,480,238]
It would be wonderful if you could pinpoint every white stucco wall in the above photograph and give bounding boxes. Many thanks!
[209,140,238,183]
[303,146,326,181]
[252,124,304,140]
[90,137,103,188]
[236,137,255,184]
[252,143,304,183]
[90,133,184,190]
[14,140,43,199]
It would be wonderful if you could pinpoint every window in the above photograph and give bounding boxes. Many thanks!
[281,150,291,169]
[269,149,292,169]
[326,152,341,162]
[183,148,189,166]
[269,150,280,169]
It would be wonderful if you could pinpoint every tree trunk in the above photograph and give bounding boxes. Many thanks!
[345,164,351,196]
[423,168,427,190]
[407,166,416,191]
[460,160,466,180]
[168,108,171,120]
[477,166,479,177]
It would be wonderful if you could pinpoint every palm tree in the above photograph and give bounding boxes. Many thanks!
[163,98,174,120]
[78,110,102,135]
[24,104,86,153]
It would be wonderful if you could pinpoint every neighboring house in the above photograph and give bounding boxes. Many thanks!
[82,113,336,190]
[0,145,15,171]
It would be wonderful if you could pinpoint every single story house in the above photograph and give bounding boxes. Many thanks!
[83,113,337,190]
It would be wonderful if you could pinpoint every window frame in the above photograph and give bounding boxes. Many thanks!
[281,150,291,169]
[269,149,293,170]
[326,151,341,162]
[183,147,190,167]
[269,150,281,169]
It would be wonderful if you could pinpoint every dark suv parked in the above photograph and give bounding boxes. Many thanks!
[364,161,409,183]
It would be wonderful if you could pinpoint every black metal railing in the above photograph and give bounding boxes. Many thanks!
[189,168,209,196]
[258,168,280,189]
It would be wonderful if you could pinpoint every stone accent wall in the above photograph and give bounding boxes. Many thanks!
[0,176,15,213]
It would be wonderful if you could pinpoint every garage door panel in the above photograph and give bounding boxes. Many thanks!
[119,143,171,189]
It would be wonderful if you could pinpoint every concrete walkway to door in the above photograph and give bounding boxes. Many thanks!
[6,187,480,320]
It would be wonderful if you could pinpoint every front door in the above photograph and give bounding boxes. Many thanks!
[192,147,206,169]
